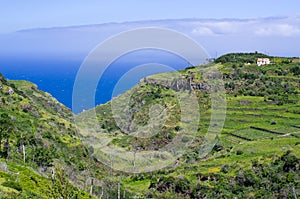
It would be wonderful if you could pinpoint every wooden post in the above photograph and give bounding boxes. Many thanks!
[51,168,55,186]
[22,144,26,163]
[133,150,136,171]
[110,154,113,176]
[100,187,103,199]
[117,181,120,199]
[89,178,94,196]
[292,186,297,199]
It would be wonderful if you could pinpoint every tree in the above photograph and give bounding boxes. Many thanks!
[49,167,78,199]
[0,113,13,159]
[34,145,54,167]
[290,66,300,75]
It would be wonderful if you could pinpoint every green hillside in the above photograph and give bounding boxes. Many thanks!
[0,52,299,198]
[0,74,100,198]
[76,53,300,198]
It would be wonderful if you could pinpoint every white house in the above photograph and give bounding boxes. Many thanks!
[4,88,14,95]
[257,58,270,66]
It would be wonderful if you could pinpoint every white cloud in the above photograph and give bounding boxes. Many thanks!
[255,24,300,37]
[185,20,253,36]
[2,15,300,58]
[203,21,243,34]
[191,26,215,36]
[187,17,300,37]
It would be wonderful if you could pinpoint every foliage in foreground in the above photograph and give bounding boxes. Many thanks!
[148,151,299,198]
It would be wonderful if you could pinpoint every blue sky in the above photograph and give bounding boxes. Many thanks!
[0,1,299,58]
[1,0,299,33]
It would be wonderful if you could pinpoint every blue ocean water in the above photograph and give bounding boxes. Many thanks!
[0,50,190,113]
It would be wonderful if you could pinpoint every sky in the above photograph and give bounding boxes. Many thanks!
[0,1,299,58]
[1,0,300,33]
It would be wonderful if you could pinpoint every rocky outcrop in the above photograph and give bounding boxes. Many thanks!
[142,76,212,92]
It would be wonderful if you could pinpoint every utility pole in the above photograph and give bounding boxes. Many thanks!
[89,178,94,196]
[110,154,113,176]
[117,181,120,199]
[51,168,55,186]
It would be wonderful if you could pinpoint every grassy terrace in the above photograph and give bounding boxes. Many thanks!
[219,95,299,147]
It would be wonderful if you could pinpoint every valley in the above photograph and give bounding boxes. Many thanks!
[0,53,299,198]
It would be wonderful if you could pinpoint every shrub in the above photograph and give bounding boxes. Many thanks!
[271,120,277,125]
[181,136,190,143]
[175,126,182,131]
[281,151,299,172]
[236,150,243,155]
[175,176,190,194]
[221,164,230,173]
[290,66,300,75]
[2,181,22,191]
[78,162,85,171]
[185,66,196,70]
[213,143,224,152]
[151,176,175,192]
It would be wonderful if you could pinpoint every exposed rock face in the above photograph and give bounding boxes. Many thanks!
[171,78,192,91]
[142,76,212,92]
[141,68,225,93]
[191,82,210,91]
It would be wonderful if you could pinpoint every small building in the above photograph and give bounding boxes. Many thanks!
[257,58,270,66]
[4,88,14,95]
[8,88,14,95]
[206,58,216,63]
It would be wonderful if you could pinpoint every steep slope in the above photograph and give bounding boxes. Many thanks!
[76,53,300,198]
[0,74,97,198]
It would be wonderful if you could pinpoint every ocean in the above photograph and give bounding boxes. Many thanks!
[0,50,190,113]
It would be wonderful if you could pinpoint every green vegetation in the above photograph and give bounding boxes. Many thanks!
[0,52,299,198]
[76,52,299,198]
[215,52,269,64]
[0,74,99,198]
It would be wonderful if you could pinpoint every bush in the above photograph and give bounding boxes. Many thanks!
[236,150,243,155]
[175,126,182,131]
[290,66,300,75]
[185,66,196,70]
[2,181,22,191]
[213,143,224,152]
[78,161,85,171]
[181,136,190,143]
[281,151,299,172]
[175,176,190,194]
[151,176,175,192]
[221,164,230,173]
[271,120,277,125]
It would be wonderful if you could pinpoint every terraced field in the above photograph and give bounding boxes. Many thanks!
[219,96,299,147]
